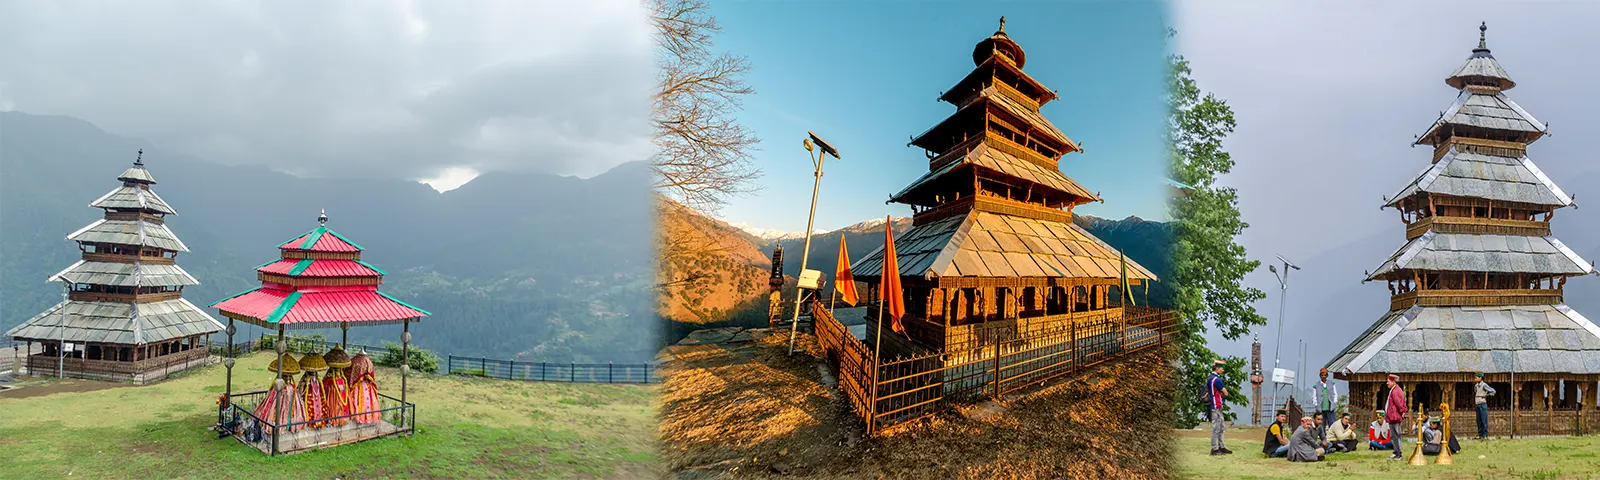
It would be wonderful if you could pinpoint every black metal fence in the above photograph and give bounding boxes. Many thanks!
[218,334,660,385]
[446,355,656,384]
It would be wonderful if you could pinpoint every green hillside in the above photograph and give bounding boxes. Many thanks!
[0,353,658,478]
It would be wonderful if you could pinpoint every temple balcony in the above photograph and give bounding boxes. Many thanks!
[1389,287,1563,311]
[1406,215,1550,239]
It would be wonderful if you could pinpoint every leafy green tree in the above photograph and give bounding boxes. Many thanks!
[1169,50,1267,427]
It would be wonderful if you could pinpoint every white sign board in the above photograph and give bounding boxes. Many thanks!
[797,269,823,290]
[1272,367,1296,385]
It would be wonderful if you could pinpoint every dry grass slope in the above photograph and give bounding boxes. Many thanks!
[657,329,1176,479]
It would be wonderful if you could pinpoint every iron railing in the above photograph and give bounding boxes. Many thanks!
[445,355,656,384]
[816,301,1177,435]
[221,389,415,456]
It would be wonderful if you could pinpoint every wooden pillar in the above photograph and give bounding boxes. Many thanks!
[1547,381,1554,434]
[401,318,411,405]
[1512,382,1521,437]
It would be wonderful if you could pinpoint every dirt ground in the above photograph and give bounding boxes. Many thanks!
[657,328,1176,479]
[0,376,128,399]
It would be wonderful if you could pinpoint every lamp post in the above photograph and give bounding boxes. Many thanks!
[787,131,840,355]
[1268,254,1300,409]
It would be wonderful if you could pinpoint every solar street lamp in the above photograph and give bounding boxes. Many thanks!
[1268,254,1301,409]
[787,131,840,355]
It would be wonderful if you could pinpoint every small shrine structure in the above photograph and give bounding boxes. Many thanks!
[7,151,222,383]
[212,210,430,454]
[1327,24,1600,436]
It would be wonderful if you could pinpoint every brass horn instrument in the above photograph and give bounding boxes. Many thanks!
[1437,404,1454,465]
[1408,402,1428,465]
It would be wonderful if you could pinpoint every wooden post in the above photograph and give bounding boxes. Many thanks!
[401,318,410,405]
[992,334,1001,398]
[1546,381,1554,435]
[1512,382,1521,438]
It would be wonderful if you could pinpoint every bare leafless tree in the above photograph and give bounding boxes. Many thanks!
[650,0,759,213]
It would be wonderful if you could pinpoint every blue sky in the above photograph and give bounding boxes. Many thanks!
[710,0,1172,232]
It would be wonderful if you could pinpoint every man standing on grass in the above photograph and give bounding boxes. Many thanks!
[1474,372,1496,440]
[1384,374,1408,460]
[1208,359,1233,456]
[1313,368,1337,430]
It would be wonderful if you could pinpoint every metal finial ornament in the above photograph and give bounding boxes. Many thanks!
[998,16,1006,33]
[135,149,144,166]
[1478,22,1488,50]
[318,209,328,225]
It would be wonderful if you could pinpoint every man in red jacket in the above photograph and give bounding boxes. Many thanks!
[1384,374,1408,460]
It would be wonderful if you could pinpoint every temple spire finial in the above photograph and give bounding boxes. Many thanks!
[1478,22,1488,50]
[318,208,328,225]
[998,16,1006,34]
[135,149,144,166]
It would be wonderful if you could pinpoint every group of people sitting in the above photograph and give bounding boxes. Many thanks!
[1260,409,1459,462]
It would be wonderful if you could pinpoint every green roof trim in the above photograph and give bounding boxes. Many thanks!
[277,227,320,248]
[287,259,314,276]
[356,259,388,276]
[325,229,365,251]
[209,287,262,308]
[264,291,304,324]
[376,291,431,316]
[299,226,328,249]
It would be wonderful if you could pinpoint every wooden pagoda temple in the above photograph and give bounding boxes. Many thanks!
[1327,24,1600,437]
[211,210,430,454]
[7,152,223,384]
[849,18,1158,360]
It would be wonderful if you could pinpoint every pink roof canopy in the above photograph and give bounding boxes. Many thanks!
[212,210,429,329]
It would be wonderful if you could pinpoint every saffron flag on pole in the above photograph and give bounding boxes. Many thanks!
[880,216,906,334]
[835,237,859,306]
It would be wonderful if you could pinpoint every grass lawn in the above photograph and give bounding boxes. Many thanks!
[1176,425,1600,479]
[0,352,659,479]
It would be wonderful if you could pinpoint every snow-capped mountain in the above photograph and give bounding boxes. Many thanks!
[723,220,828,242]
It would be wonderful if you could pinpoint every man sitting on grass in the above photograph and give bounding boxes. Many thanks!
[1286,416,1323,462]
[1263,409,1290,458]
[1325,412,1359,453]
[1368,410,1392,450]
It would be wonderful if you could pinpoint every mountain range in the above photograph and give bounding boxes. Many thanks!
[0,112,658,363]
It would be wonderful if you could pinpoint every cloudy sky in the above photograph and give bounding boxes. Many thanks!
[1176,0,1600,404]
[0,0,654,191]
[709,0,1170,233]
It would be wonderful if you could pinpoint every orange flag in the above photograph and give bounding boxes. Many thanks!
[880,216,906,334]
[835,237,859,306]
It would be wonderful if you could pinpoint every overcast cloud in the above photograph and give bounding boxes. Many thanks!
[0,0,654,187]
[1176,0,1600,396]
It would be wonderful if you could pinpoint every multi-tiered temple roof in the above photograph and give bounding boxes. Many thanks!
[7,153,222,347]
[854,18,1155,285]
[212,211,429,328]
[1328,24,1600,378]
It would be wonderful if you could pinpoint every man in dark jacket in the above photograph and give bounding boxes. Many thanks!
[1263,410,1290,457]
